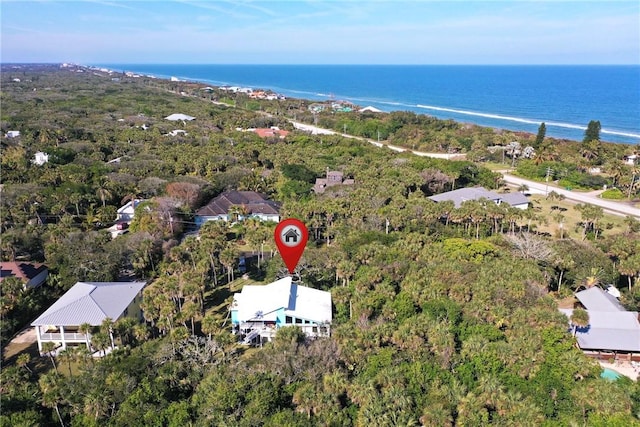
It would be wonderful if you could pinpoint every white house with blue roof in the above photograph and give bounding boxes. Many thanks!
[31,281,146,353]
[231,276,332,345]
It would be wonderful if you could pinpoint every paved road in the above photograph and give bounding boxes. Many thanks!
[501,174,640,218]
[291,121,464,160]
[291,120,640,219]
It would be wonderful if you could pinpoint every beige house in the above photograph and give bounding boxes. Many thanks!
[31,281,146,353]
[313,170,355,194]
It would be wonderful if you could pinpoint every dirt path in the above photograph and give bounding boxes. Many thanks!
[3,327,38,361]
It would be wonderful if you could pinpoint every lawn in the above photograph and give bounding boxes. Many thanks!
[528,193,629,239]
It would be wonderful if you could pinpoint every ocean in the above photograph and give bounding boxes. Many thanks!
[96,64,640,145]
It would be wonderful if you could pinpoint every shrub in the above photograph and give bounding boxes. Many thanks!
[600,188,625,200]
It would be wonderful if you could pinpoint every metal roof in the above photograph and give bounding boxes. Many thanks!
[165,113,195,121]
[560,309,640,352]
[233,277,332,324]
[428,187,527,208]
[575,286,626,312]
[31,281,146,326]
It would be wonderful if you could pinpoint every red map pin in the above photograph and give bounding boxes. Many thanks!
[274,218,308,274]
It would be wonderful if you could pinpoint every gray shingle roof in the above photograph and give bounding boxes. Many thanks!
[196,191,280,217]
[32,282,146,326]
[500,192,529,207]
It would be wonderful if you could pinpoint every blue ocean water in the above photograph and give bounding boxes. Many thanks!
[98,64,640,144]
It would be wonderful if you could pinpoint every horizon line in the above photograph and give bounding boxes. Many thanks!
[2,62,639,67]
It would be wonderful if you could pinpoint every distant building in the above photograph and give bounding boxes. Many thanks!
[359,106,383,113]
[166,130,188,137]
[428,187,529,210]
[32,151,49,166]
[231,276,332,345]
[195,191,280,227]
[313,170,355,194]
[0,261,48,289]
[117,199,145,222]
[252,127,290,139]
[165,113,195,121]
[5,130,20,138]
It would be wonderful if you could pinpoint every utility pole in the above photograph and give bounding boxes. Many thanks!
[545,167,553,196]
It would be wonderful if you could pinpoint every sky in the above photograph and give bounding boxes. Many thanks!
[1,1,639,65]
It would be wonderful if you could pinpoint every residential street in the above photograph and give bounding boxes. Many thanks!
[291,120,640,219]
[500,173,640,218]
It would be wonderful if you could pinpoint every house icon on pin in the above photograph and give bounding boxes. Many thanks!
[283,228,300,243]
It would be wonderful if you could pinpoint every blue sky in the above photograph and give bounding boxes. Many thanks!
[1,1,639,64]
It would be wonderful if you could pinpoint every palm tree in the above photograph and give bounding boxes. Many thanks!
[79,322,93,350]
[114,317,137,347]
[581,267,604,289]
[41,342,58,374]
[57,349,74,377]
[619,254,640,291]
[133,323,150,344]
[570,308,589,336]
[16,353,32,374]
[220,245,238,283]
[546,191,565,202]
[91,332,110,357]
[39,371,66,427]
[628,165,639,199]
[96,179,113,207]
[100,317,115,349]
[201,313,218,342]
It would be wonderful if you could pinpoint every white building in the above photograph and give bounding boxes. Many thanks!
[117,199,145,222]
[231,277,332,345]
[32,151,49,166]
[32,281,146,353]
[165,113,195,121]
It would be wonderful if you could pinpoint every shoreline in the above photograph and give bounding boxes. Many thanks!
[84,63,640,145]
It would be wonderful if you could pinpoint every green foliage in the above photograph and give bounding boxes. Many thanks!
[442,238,498,263]
[281,164,317,183]
[2,66,638,427]
[584,120,602,143]
[601,188,626,199]
[535,122,547,148]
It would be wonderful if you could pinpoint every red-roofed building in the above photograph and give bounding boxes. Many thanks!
[252,128,290,139]
[1,262,49,289]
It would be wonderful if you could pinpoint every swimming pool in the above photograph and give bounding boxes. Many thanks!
[601,368,622,380]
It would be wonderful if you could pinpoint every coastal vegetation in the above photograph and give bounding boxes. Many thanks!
[2,64,640,426]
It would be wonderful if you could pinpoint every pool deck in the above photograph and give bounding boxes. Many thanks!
[599,361,639,381]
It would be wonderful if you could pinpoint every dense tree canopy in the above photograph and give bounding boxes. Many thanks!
[2,65,639,426]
